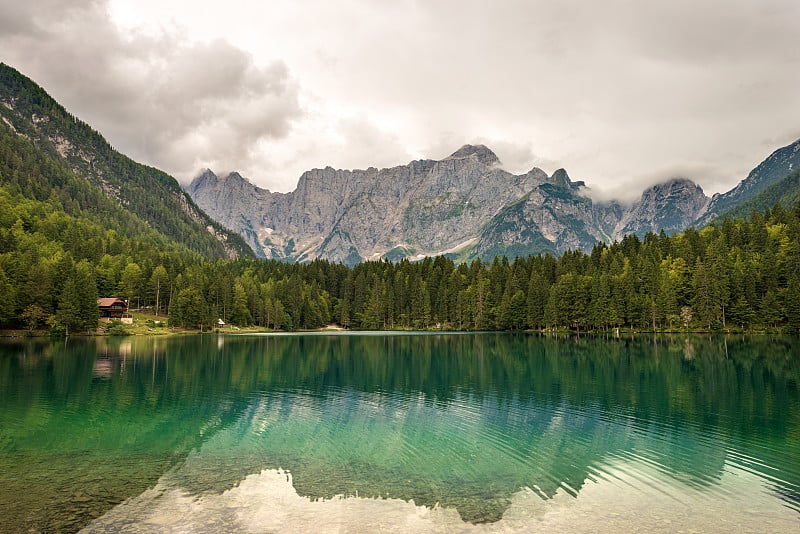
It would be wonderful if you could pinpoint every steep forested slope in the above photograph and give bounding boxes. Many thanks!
[0,119,209,331]
[696,139,800,225]
[713,169,800,223]
[0,63,253,259]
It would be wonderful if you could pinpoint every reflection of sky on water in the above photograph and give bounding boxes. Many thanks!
[2,333,799,532]
[156,383,778,523]
[84,461,798,533]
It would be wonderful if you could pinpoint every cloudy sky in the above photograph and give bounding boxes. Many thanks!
[2,0,799,200]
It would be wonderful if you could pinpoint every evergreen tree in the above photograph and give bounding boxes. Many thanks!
[230,281,252,326]
[0,266,14,325]
[759,290,782,328]
[74,260,99,330]
[120,262,143,309]
[692,260,715,329]
[149,264,168,316]
[508,290,527,330]
[784,274,800,329]
[172,286,206,329]
[526,271,548,329]
[56,273,80,336]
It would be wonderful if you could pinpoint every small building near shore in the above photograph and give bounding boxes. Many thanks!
[98,298,133,324]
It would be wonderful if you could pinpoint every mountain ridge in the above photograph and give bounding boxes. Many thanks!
[696,139,800,226]
[0,63,254,259]
[187,145,725,264]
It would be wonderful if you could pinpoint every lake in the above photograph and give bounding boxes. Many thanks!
[0,333,798,532]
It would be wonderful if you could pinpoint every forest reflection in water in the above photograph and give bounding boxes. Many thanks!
[0,333,798,532]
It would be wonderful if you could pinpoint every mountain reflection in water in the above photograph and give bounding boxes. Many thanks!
[0,333,798,532]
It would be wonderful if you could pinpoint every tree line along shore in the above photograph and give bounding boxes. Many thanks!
[2,189,799,335]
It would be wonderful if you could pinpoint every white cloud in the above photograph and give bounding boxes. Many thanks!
[2,0,799,198]
[0,0,301,182]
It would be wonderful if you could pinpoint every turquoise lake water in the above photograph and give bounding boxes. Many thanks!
[0,333,798,532]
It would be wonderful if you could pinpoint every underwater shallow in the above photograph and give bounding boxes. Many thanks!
[1,333,798,532]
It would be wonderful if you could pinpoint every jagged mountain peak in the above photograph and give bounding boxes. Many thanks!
[189,169,262,194]
[548,168,571,186]
[612,177,709,238]
[445,144,500,166]
[186,136,800,264]
[222,171,253,184]
[194,168,217,183]
[643,177,705,195]
[547,168,587,189]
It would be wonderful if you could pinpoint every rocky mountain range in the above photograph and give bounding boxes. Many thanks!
[3,63,797,267]
[187,139,800,264]
[6,63,800,265]
[190,140,800,265]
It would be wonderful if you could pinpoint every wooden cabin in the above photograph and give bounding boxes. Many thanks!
[97,298,129,321]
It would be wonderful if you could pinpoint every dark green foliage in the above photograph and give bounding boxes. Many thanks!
[55,260,98,335]
[0,66,798,333]
[106,320,130,336]
[172,287,207,329]
[0,63,253,259]
[714,169,800,223]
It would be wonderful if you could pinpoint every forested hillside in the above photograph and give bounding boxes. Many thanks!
[153,201,800,332]
[0,119,208,333]
[4,123,797,335]
[1,65,798,334]
[714,169,800,223]
[0,63,253,259]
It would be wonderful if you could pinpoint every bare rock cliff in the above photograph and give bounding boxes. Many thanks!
[186,139,800,263]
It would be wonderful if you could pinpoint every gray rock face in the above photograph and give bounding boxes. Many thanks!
[185,170,276,258]
[186,139,799,263]
[614,178,709,238]
[188,145,552,262]
[470,172,706,258]
[444,144,500,166]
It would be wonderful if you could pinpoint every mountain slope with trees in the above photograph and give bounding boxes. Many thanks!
[696,139,800,226]
[0,63,253,259]
[713,169,800,223]
[1,64,799,334]
[0,118,207,332]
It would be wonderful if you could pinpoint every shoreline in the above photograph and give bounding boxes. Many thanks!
[1,325,794,338]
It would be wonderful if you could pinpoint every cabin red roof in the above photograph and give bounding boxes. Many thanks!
[97,298,126,308]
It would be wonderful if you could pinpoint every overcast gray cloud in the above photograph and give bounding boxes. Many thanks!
[0,0,301,180]
[1,0,799,200]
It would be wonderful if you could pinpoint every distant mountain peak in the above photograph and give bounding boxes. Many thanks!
[445,144,500,166]
[547,168,587,189]
[186,133,800,264]
[196,168,217,181]
[549,168,571,186]
[646,177,705,194]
